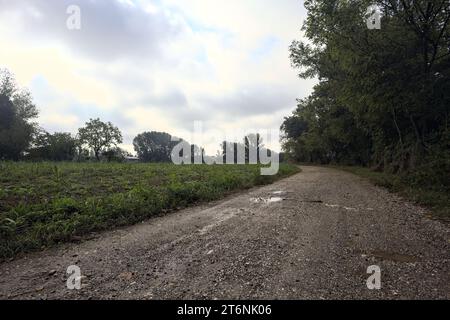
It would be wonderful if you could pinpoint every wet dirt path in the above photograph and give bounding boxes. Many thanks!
[0,166,448,299]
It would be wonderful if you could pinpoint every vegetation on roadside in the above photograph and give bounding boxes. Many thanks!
[281,1,449,179]
[0,162,299,260]
[336,165,449,222]
[281,1,449,221]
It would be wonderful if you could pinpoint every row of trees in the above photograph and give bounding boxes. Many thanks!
[1,69,274,163]
[132,131,273,164]
[220,133,268,164]
[282,0,450,173]
[0,69,125,162]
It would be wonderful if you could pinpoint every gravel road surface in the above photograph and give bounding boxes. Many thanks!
[0,166,448,299]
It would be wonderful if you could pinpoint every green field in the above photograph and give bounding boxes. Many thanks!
[0,162,299,259]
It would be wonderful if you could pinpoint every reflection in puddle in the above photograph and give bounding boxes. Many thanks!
[325,203,358,211]
[250,197,283,204]
[271,191,285,195]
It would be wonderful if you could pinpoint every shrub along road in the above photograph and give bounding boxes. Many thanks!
[0,166,448,299]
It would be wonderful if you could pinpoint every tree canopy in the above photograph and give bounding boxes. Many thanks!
[28,130,77,161]
[78,118,123,161]
[282,0,450,173]
[0,69,39,160]
[133,131,179,162]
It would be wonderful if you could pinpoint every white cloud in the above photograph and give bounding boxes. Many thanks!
[0,0,315,153]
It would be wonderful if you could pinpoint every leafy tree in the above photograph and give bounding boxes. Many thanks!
[78,118,123,161]
[101,147,129,162]
[133,131,178,162]
[28,130,77,161]
[282,0,450,172]
[0,69,39,160]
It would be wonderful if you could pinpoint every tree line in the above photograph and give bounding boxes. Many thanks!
[0,69,274,163]
[281,0,449,174]
[0,70,125,162]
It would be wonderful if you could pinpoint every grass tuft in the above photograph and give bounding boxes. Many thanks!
[335,165,449,223]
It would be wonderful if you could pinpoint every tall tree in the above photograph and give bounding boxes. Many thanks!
[133,131,178,162]
[0,69,39,160]
[283,0,450,172]
[78,118,123,161]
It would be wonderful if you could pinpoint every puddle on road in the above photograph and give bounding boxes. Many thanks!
[324,203,377,211]
[356,249,420,263]
[370,250,420,263]
[299,199,323,203]
[325,203,358,211]
[250,197,284,204]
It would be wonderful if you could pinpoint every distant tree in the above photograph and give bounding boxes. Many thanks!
[190,144,204,164]
[133,131,178,162]
[221,139,254,164]
[245,133,263,163]
[221,141,234,164]
[78,118,123,161]
[28,130,77,161]
[47,132,77,161]
[73,134,89,161]
[0,69,39,160]
[101,147,128,162]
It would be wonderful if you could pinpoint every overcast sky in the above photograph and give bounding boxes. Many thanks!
[0,0,316,154]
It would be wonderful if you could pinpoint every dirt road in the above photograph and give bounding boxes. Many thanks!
[0,166,448,299]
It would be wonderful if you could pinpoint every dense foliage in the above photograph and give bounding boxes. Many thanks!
[78,118,123,161]
[282,0,450,175]
[133,131,179,162]
[28,131,78,161]
[0,70,39,160]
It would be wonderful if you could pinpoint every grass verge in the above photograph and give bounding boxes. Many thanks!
[334,165,449,223]
[0,162,299,260]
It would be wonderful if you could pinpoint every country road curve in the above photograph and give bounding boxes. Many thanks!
[0,166,449,300]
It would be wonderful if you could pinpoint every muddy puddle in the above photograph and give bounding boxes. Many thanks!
[356,249,420,263]
[370,250,420,263]
[250,197,283,204]
[250,190,290,204]
[325,203,358,211]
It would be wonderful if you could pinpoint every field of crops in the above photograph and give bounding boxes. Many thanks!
[0,162,299,259]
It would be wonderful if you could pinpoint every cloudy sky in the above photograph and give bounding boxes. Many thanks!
[0,0,315,154]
